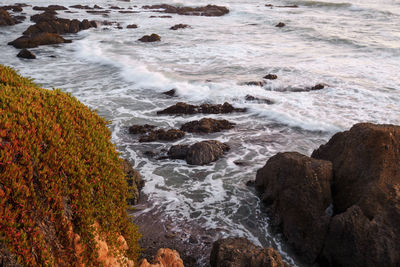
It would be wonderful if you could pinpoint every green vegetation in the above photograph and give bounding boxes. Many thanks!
[0,65,140,265]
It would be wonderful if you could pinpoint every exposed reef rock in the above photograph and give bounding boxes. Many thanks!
[210,237,290,267]
[139,248,184,267]
[157,102,246,115]
[170,24,190,30]
[180,118,235,133]
[17,48,36,59]
[142,4,229,17]
[256,123,400,266]
[138,34,161,42]
[0,9,16,26]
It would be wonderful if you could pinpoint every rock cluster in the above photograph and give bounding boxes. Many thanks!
[129,124,185,142]
[180,118,235,133]
[256,123,400,266]
[142,4,229,17]
[157,102,246,115]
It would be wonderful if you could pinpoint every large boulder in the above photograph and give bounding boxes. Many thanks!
[17,49,36,59]
[256,152,333,263]
[210,237,290,267]
[311,123,400,266]
[186,140,229,165]
[8,32,70,49]
[180,118,235,133]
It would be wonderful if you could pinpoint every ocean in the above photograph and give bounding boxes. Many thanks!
[1,0,399,265]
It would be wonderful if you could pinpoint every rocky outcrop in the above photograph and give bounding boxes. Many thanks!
[180,118,235,133]
[168,140,229,165]
[186,140,229,165]
[210,237,290,267]
[311,123,400,267]
[142,4,229,17]
[8,32,70,49]
[139,248,184,267]
[157,102,246,115]
[170,24,190,30]
[122,159,144,205]
[256,152,333,263]
[0,9,15,26]
[139,34,161,42]
[17,49,36,59]
[256,123,400,266]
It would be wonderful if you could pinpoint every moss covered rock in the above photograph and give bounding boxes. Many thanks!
[0,65,140,266]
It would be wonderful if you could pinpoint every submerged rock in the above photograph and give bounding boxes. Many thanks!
[17,48,36,59]
[256,152,333,263]
[245,95,274,104]
[162,89,176,97]
[243,81,265,86]
[142,4,229,17]
[138,34,161,42]
[275,22,285,27]
[170,24,190,30]
[157,102,246,115]
[186,140,229,165]
[210,237,290,267]
[180,118,235,133]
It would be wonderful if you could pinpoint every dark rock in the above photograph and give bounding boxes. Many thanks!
[210,237,290,267]
[276,5,299,8]
[256,152,333,263]
[233,160,251,166]
[186,140,229,165]
[162,89,176,97]
[263,74,278,80]
[243,81,265,87]
[0,9,16,26]
[311,83,325,90]
[245,95,274,104]
[70,5,93,10]
[245,180,255,186]
[139,129,185,142]
[12,6,23,12]
[138,33,161,42]
[128,124,156,134]
[17,48,36,59]
[30,10,57,23]
[275,22,285,28]
[168,145,190,160]
[86,10,110,15]
[12,15,25,24]
[143,4,229,17]
[33,5,68,11]
[157,102,246,115]
[144,151,157,157]
[170,24,190,30]
[109,6,122,10]
[8,32,70,49]
[122,159,144,205]
[150,15,172,18]
[126,24,138,29]
[180,118,235,133]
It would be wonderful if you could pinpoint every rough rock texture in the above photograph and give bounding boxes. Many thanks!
[0,9,15,26]
[143,4,229,17]
[256,123,400,266]
[139,34,161,42]
[157,102,246,115]
[186,140,229,165]
[24,15,96,35]
[168,145,189,159]
[180,118,235,133]
[256,152,333,263]
[139,248,184,267]
[210,237,290,267]
[8,32,70,48]
[170,24,190,30]
[17,48,36,59]
[122,159,144,205]
[311,123,400,266]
